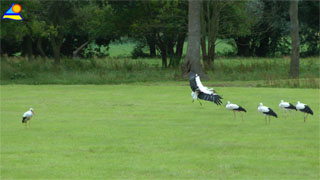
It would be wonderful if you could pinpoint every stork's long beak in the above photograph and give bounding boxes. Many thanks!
[32,111,35,114]
[213,90,217,93]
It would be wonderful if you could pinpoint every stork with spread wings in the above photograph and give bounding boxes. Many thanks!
[189,72,223,106]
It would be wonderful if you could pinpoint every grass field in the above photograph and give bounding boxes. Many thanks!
[1,57,319,88]
[1,85,319,179]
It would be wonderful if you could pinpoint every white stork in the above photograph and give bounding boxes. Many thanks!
[189,71,222,106]
[296,101,313,122]
[279,100,297,119]
[258,103,277,124]
[225,101,247,120]
[22,108,34,127]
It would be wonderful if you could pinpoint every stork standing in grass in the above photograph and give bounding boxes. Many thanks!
[22,108,34,127]
[225,101,247,120]
[189,71,223,106]
[279,100,297,119]
[296,101,313,122]
[258,103,277,124]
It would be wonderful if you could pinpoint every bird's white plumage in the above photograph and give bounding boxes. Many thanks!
[195,76,213,94]
[279,100,291,109]
[191,91,198,100]
[226,101,239,110]
[258,103,270,113]
[23,108,34,120]
[23,111,33,118]
[296,101,306,110]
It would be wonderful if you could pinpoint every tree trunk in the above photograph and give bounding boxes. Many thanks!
[51,39,61,64]
[200,2,209,68]
[37,38,46,58]
[235,37,251,56]
[146,34,156,57]
[73,40,90,58]
[182,0,207,79]
[208,1,220,66]
[289,0,300,78]
[208,41,215,65]
[168,39,175,67]
[149,42,156,57]
[22,35,33,59]
[201,35,210,68]
[256,31,270,57]
[175,33,185,58]
[160,46,167,68]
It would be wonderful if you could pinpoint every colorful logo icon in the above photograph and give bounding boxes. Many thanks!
[2,3,23,21]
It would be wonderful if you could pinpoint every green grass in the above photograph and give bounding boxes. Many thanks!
[1,57,319,88]
[108,41,136,58]
[1,85,319,179]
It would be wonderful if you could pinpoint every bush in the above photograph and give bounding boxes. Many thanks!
[131,42,149,59]
[82,41,110,58]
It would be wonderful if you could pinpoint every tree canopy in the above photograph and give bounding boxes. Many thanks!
[1,0,319,64]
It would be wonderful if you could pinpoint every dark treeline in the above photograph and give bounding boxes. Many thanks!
[1,1,319,67]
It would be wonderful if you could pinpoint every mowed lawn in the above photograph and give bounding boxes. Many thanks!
[1,85,319,179]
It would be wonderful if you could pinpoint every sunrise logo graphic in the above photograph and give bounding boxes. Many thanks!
[2,3,23,21]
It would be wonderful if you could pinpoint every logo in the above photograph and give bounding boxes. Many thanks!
[2,3,23,21]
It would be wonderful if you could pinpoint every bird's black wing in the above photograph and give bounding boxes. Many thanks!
[286,103,297,111]
[236,106,247,112]
[303,105,314,115]
[265,108,278,118]
[189,71,198,91]
[198,92,223,105]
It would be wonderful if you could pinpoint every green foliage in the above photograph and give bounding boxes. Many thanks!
[217,1,255,39]
[299,1,320,56]
[235,0,319,57]
[131,42,149,59]
[129,0,188,66]
[82,41,110,58]
[1,85,319,179]
[1,1,318,59]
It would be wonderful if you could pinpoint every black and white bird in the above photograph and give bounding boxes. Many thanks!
[258,103,277,124]
[22,108,34,127]
[296,101,313,122]
[189,71,223,106]
[225,101,247,120]
[279,100,297,119]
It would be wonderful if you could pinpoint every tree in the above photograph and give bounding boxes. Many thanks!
[45,1,74,64]
[200,1,253,68]
[234,1,290,57]
[289,0,300,78]
[298,1,319,56]
[130,1,188,68]
[182,0,207,79]
[71,2,116,58]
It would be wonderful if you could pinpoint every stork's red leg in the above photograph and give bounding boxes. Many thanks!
[305,114,308,123]
[265,116,267,125]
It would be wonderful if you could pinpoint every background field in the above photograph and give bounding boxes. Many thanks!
[1,85,319,179]
[108,39,235,58]
[1,57,319,89]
